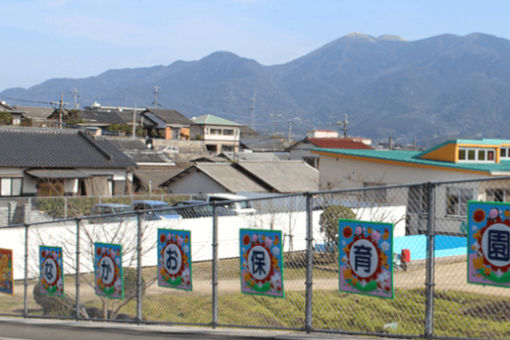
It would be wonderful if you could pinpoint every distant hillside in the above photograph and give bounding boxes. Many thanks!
[3,32,510,144]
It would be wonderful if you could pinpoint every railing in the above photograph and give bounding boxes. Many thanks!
[0,177,510,339]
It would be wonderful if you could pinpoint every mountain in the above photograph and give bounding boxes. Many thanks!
[3,32,510,144]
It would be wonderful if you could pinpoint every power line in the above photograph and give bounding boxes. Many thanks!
[0,96,53,105]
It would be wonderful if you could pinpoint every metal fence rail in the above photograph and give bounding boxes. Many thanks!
[1,177,510,339]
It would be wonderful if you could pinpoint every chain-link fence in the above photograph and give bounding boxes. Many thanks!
[1,177,510,339]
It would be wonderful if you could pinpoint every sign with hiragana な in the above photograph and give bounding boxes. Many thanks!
[468,201,510,287]
[240,229,284,298]
[157,229,192,290]
[0,248,13,295]
[39,246,64,297]
[339,219,394,299]
[94,243,124,299]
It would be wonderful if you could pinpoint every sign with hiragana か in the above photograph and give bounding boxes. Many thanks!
[39,246,64,297]
[468,201,510,287]
[94,243,124,299]
[0,248,13,295]
[339,219,393,299]
[157,229,192,290]
[240,229,284,298]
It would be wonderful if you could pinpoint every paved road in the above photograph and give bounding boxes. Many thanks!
[0,318,390,340]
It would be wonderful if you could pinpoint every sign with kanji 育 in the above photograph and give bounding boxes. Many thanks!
[240,229,284,298]
[94,243,124,299]
[157,229,192,290]
[0,248,13,295]
[339,219,394,299]
[468,201,510,287]
[39,246,64,297]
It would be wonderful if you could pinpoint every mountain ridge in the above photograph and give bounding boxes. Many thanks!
[3,32,510,144]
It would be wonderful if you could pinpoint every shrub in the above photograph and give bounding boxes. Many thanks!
[319,205,356,251]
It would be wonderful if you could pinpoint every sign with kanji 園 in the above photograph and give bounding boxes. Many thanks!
[94,243,124,299]
[0,248,13,295]
[339,219,394,299]
[240,229,284,298]
[468,201,510,287]
[157,229,192,290]
[39,246,64,297]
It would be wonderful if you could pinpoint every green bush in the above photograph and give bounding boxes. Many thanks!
[319,205,356,251]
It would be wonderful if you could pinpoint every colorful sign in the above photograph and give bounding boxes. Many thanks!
[240,229,284,298]
[0,248,13,295]
[94,243,124,299]
[157,229,192,290]
[468,201,510,287]
[39,246,64,296]
[339,219,393,299]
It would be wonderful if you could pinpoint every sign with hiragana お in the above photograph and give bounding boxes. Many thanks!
[157,229,192,290]
[468,201,510,287]
[94,243,124,299]
[240,229,284,298]
[39,246,64,297]
[339,219,393,299]
[0,248,13,295]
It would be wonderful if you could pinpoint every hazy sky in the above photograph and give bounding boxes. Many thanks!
[2,0,509,91]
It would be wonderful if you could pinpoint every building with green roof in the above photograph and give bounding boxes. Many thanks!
[311,139,510,234]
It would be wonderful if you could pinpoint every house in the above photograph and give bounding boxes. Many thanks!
[0,127,136,197]
[141,108,192,140]
[288,137,373,168]
[11,105,54,126]
[160,160,319,194]
[190,114,242,154]
[312,139,510,234]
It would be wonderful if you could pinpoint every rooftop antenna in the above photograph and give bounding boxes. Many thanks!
[336,114,349,138]
[152,85,160,106]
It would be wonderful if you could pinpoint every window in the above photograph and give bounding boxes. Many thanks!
[486,189,510,202]
[446,187,473,216]
[501,147,510,160]
[0,177,22,196]
[210,128,221,135]
[223,129,234,136]
[408,185,428,213]
[458,147,496,163]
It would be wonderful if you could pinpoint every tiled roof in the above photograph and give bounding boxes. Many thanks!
[0,127,136,169]
[313,148,510,174]
[308,138,373,149]
[191,114,241,126]
[143,108,192,125]
[79,110,127,124]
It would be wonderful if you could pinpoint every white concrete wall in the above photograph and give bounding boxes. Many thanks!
[1,204,406,280]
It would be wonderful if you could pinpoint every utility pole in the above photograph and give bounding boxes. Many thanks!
[336,114,349,138]
[152,86,160,106]
[58,93,64,129]
[288,117,300,146]
[72,88,79,109]
[132,104,137,139]
[249,97,255,129]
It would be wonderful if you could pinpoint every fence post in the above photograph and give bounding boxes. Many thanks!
[211,204,219,328]
[75,218,81,320]
[136,212,143,323]
[424,182,436,339]
[64,197,68,218]
[304,193,314,333]
[23,224,29,318]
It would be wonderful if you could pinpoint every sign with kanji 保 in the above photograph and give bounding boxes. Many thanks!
[94,243,124,299]
[468,201,510,287]
[39,246,64,296]
[0,248,13,295]
[157,229,192,290]
[240,229,284,298]
[339,219,394,299]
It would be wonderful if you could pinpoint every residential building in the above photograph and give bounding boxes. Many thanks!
[312,139,510,234]
[191,114,241,154]
[141,108,192,140]
[160,160,319,194]
[0,127,136,197]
